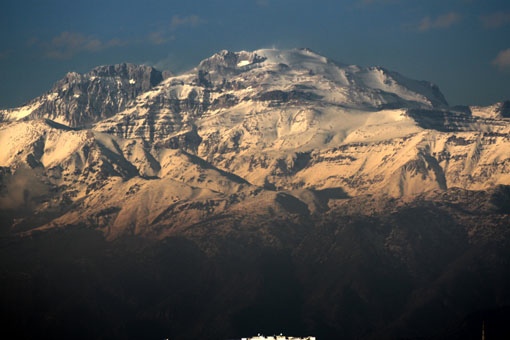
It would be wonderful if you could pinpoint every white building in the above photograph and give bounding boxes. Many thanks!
[241,335,316,340]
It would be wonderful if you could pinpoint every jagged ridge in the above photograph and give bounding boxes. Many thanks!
[0,63,165,127]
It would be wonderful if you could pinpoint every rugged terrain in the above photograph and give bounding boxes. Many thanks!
[1,48,510,339]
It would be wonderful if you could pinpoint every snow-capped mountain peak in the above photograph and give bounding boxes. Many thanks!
[191,48,447,109]
[1,48,509,239]
[197,49,267,72]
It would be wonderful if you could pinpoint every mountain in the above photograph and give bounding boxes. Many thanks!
[0,63,166,127]
[1,48,510,340]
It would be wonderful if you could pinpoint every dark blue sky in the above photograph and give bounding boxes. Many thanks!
[1,0,509,108]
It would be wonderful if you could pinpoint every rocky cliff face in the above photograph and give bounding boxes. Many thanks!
[0,63,164,127]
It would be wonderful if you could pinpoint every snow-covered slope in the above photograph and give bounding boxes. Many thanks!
[1,48,509,238]
[471,100,510,119]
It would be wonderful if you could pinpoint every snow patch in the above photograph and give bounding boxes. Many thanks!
[41,130,88,167]
[47,93,59,101]
[0,121,45,165]
[2,102,42,121]
[237,60,251,68]
[471,104,502,119]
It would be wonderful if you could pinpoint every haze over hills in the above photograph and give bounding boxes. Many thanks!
[1,48,510,340]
